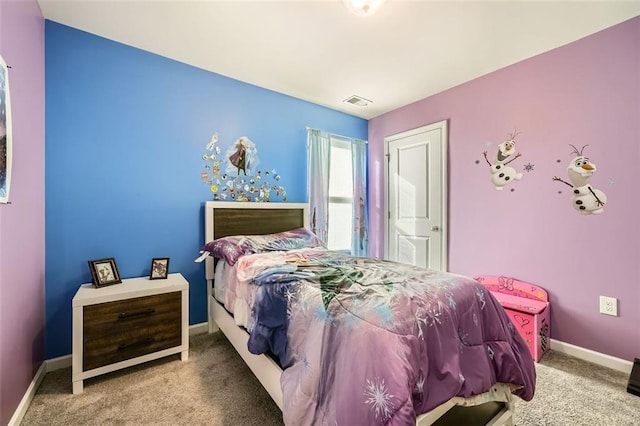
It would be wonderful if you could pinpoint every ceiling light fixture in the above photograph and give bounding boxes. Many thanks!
[343,0,387,17]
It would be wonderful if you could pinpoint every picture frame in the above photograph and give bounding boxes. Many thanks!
[0,54,13,204]
[149,257,170,280]
[88,257,122,288]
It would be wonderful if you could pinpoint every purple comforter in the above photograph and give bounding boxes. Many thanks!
[234,248,536,425]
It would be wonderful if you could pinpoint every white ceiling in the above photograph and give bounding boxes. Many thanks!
[37,0,640,119]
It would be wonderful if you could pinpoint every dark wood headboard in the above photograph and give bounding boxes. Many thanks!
[213,208,305,239]
[204,201,309,280]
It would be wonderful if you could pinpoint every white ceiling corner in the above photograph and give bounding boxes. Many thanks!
[37,0,640,119]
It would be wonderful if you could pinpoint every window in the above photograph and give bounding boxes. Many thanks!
[327,138,353,251]
[307,128,367,256]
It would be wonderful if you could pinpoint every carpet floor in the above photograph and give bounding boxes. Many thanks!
[21,332,640,425]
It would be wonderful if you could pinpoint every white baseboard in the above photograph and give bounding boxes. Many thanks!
[45,354,72,371]
[550,339,633,374]
[7,321,215,424]
[7,362,47,426]
[189,322,208,336]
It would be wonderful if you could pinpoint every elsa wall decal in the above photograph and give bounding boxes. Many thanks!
[226,136,259,177]
[200,133,287,202]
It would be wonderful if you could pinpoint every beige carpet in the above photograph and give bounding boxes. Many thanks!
[21,332,640,425]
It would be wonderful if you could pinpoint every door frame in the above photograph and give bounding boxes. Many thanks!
[383,120,449,270]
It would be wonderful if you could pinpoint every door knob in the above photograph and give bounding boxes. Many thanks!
[431,226,440,231]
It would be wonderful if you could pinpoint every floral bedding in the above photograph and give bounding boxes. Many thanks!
[229,248,536,425]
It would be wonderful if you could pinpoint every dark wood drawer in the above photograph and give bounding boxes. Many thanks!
[83,292,181,371]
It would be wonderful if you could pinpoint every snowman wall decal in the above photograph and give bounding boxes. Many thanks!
[483,130,524,190]
[552,144,607,215]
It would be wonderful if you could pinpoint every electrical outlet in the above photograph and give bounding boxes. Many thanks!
[599,296,618,316]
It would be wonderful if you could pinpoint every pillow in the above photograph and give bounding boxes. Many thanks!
[202,227,325,266]
[202,235,254,266]
[249,227,325,252]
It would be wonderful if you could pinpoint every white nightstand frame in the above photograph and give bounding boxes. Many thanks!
[72,273,189,394]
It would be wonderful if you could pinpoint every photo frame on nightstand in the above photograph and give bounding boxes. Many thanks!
[88,257,122,288]
[149,257,170,280]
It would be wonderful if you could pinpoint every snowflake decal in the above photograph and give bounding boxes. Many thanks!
[446,292,456,309]
[417,301,444,333]
[523,162,535,172]
[476,289,486,310]
[458,329,470,351]
[414,374,425,398]
[364,377,395,421]
[415,312,428,340]
[284,288,296,304]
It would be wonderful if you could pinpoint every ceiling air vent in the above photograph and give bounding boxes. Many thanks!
[343,95,372,107]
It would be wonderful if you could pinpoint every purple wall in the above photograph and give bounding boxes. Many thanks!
[369,16,639,361]
[0,0,45,424]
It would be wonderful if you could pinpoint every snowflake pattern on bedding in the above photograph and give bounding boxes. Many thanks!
[231,248,536,425]
[364,377,395,421]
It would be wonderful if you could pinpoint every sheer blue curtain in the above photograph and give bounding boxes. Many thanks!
[307,128,368,256]
[351,139,368,256]
[307,129,331,244]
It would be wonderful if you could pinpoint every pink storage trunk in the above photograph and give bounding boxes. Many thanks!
[475,275,550,362]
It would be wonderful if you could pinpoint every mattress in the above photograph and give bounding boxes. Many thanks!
[213,258,252,329]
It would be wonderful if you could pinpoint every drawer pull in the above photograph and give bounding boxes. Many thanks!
[118,308,155,320]
[118,337,155,351]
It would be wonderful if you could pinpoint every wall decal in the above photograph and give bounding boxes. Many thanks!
[226,136,259,176]
[200,132,287,202]
[0,55,12,204]
[482,130,524,190]
[552,144,607,215]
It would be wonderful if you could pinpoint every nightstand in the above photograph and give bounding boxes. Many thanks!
[72,273,189,394]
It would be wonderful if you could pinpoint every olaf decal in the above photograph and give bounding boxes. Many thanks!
[483,130,524,190]
[552,144,607,215]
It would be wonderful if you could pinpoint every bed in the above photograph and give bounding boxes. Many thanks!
[199,201,535,425]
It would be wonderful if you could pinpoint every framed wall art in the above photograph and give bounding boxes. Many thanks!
[0,54,12,204]
[88,257,122,288]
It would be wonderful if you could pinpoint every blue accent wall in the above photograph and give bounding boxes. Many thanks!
[45,21,367,358]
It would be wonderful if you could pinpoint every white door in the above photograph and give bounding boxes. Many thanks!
[384,120,448,270]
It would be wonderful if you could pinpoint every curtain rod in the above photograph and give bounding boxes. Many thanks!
[305,126,367,143]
